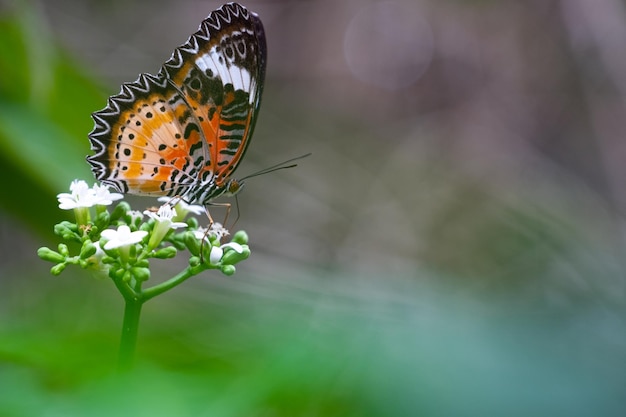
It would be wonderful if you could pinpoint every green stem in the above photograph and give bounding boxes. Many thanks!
[118,296,143,372]
[142,263,209,302]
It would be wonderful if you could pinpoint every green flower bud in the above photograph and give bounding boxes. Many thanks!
[110,201,131,221]
[169,235,187,250]
[50,263,66,276]
[202,241,213,263]
[186,217,199,229]
[54,222,79,241]
[135,259,150,268]
[221,245,250,265]
[79,241,97,259]
[220,264,236,276]
[37,247,65,263]
[102,256,116,264]
[131,267,151,282]
[189,256,201,267]
[232,230,249,245]
[122,270,132,282]
[184,232,201,256]
[94,210,110,230]
[110,267,126,280]
[57,243,69,257]
[154,246,177,259]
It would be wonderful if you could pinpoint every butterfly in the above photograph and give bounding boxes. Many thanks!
[87,3,266,206]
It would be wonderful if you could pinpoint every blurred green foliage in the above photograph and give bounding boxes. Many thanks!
[0,5,101,238]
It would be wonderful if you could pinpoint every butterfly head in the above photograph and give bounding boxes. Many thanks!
[223,178,245,197]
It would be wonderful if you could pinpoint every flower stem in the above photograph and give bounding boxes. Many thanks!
[118,296,143,372]
[142,263,209,301]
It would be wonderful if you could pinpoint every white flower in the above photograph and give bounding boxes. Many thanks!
[209,223,230,240]
[57,180,98,209]
[101,225,148,250]
[144,204,188,249]
[92,183,123,205]
[157,197,204,219]
[192,223,229,242]
[144,204,188,229]
[57,180,124,210]
[209,242,244,264]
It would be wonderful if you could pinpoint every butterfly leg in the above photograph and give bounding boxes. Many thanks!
[204,201,234,231]
[198,202,232,263]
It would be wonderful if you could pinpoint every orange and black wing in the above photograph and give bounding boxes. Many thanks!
[87,3,266,203]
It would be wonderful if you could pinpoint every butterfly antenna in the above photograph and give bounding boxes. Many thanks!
[239,153,311,181]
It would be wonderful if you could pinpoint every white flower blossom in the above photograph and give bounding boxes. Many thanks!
[144,204,188,230]
[57,180,98,209]
[57,180,123,210]
[144,204,188,249]
[92,183,123,205]
[193,223,230,242]
[157,197,204,219]
[101,225,148,250]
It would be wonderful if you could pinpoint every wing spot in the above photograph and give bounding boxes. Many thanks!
[189,77,201,90]
[158,144,167,151]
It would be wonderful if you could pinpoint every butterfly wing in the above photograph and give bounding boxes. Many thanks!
[88,72,206,197]
[160,2,267,202]
[87,3,266,202]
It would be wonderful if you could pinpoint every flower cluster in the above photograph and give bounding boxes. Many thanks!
[38,180,250,295]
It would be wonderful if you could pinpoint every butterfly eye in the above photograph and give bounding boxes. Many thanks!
[226,179,243,196]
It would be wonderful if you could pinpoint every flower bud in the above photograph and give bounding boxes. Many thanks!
[184,232,201,256]
[232,230,249,245]
[135,259,150,268]
[154,246,177,259]
[131,267,151,282]
[57,243,69,257]
[37,247,65,263]
[94,211,110,230]
[186,217,199,229]
[54,221,77,238]
[110,201,131,221]
[51,263,66,276]
[79,241,97,259]
[221,245,250,265]
[220,264,236,276]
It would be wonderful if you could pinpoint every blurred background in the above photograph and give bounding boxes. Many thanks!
[1,0,625,415]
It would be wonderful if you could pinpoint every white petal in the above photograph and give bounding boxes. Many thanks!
[209,246,223,264]
[222,242,243,253]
